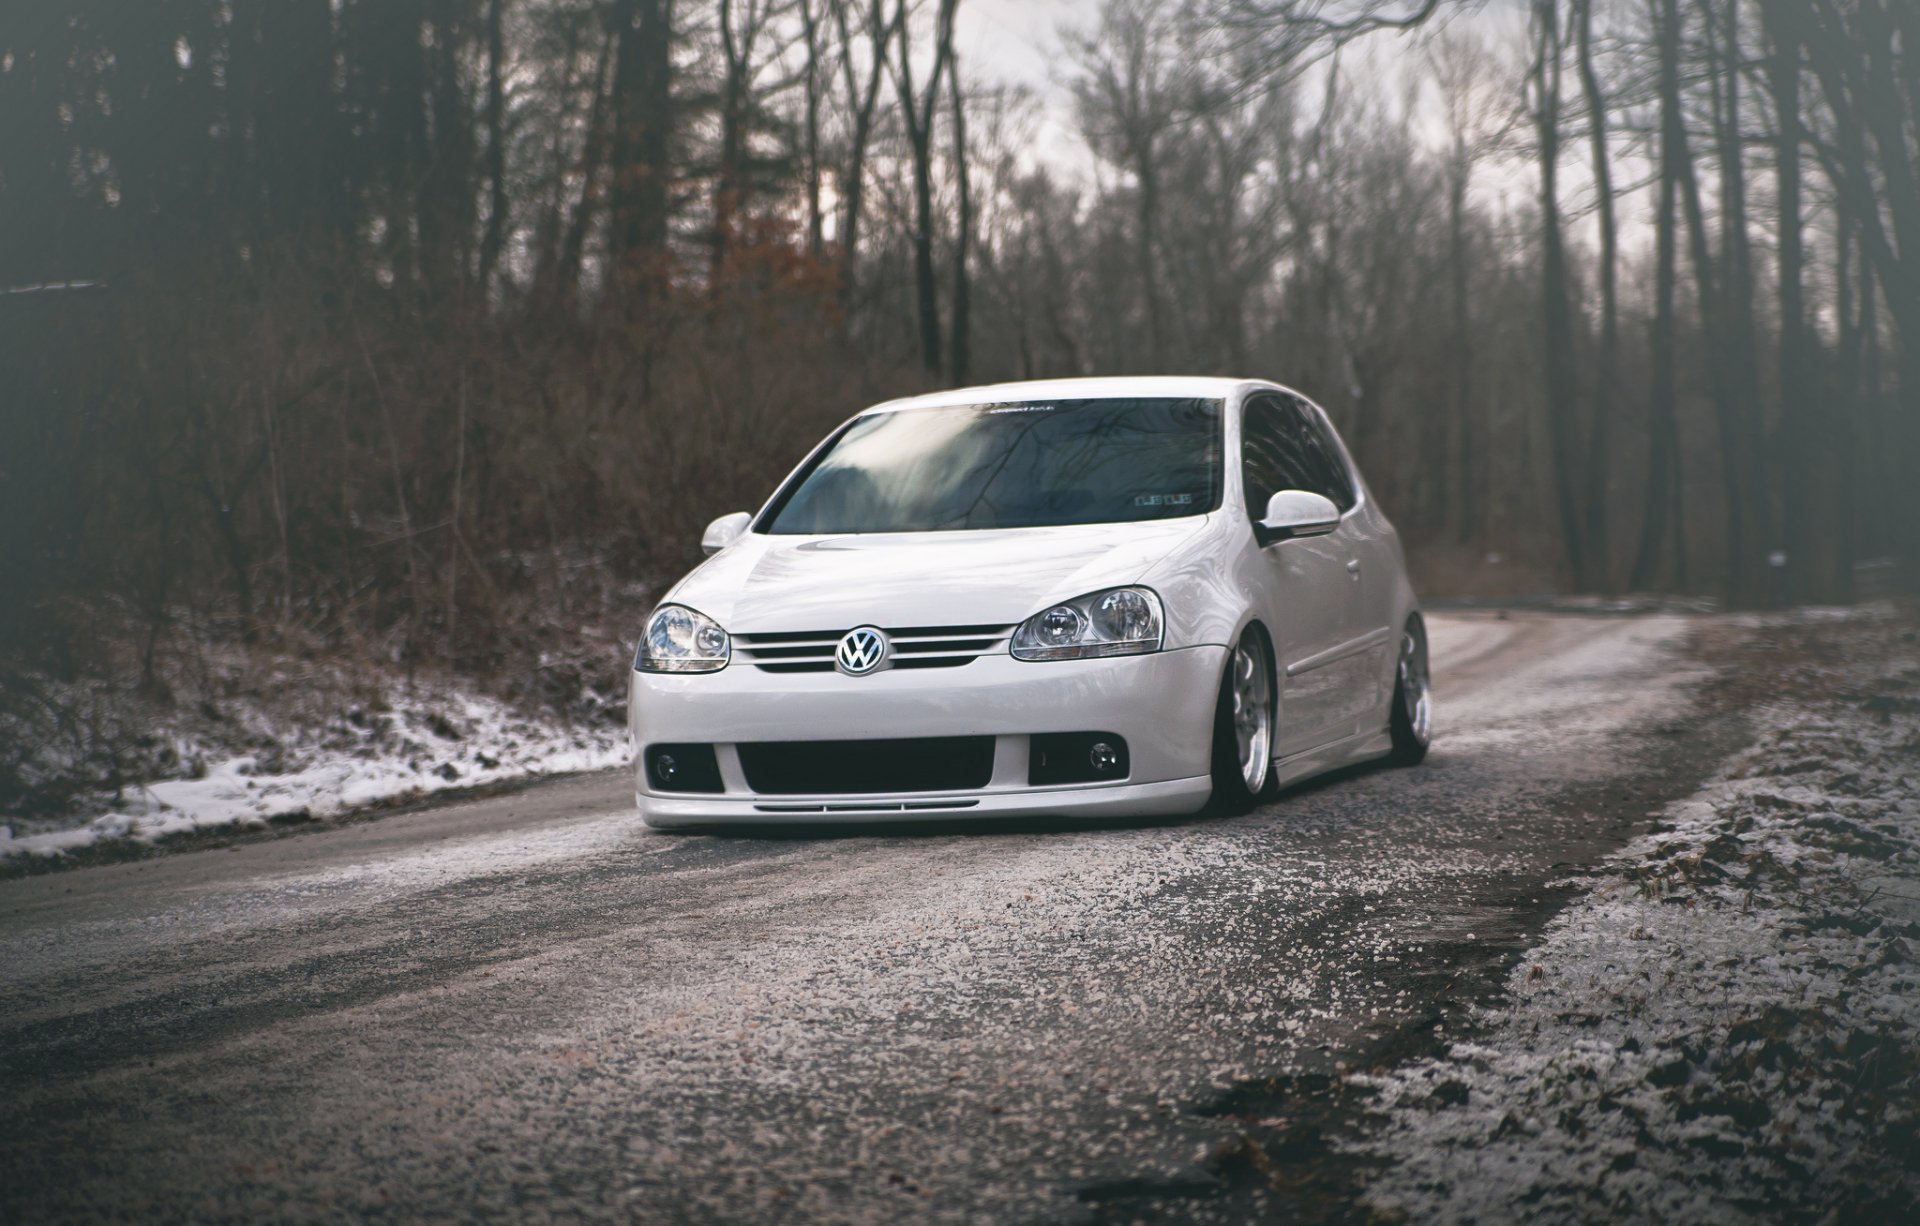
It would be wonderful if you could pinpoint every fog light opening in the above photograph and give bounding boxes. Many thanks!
[645,744,724,793]
[1028,732,1128,786]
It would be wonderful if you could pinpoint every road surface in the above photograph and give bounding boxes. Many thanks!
[0,612,1749,1223]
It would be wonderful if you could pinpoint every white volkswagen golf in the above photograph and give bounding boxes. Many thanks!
[628,377,1430,827]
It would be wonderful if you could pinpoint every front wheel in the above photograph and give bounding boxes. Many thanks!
[1386,614,1432,766]
[1207,626,1277,814]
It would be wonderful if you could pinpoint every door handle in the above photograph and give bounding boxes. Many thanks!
[1346,559,1362,576]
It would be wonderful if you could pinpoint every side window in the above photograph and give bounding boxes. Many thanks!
[1241,394,1354,519]
[1240,395,1297,520]
[1288,397,1356,512]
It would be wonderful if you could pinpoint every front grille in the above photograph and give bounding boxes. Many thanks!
[737,736,996,794]
[734,624,1013,673]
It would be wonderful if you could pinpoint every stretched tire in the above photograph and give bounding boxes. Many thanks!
[1386,613,1432,766]
[1207,625,1278,814]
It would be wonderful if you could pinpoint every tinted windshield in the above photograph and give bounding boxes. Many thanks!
[762,398,1222,535]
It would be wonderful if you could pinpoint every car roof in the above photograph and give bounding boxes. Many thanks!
[860,376,1262,415]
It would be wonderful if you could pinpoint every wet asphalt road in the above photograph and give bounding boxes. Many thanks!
[0,612,1750,1224]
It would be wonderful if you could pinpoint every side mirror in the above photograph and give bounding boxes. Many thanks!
[700,511,752,555]
[1256,490,1340,546]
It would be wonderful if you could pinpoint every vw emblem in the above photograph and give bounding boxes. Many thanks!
[835,626,890,676]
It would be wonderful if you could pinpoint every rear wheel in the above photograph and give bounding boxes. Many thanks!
[1207,626,1276,814]
[1386,614,1432,766]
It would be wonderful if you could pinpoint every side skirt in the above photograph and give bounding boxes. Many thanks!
[1269,726,1393,793]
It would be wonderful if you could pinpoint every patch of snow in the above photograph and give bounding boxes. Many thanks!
[0,687,627,860]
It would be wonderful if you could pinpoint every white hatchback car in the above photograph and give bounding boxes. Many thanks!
[628,377,1430,827]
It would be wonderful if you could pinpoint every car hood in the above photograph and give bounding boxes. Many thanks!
[667,517,1211,633]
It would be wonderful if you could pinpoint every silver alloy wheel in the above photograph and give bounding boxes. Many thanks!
[1232,633,1274,792]
[1398,628,1432,746]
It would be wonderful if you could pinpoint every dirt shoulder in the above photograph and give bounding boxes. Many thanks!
[1341,604,1920,1223]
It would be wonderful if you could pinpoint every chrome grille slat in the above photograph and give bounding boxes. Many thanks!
[735,624,1013,672]
[741,643,848,660]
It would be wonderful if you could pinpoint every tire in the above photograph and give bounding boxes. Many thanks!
[1206,625,1278,815]
[1386,613,1433,766]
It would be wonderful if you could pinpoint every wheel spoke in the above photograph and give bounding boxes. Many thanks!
[1397,625,1432,747]
[1230,633,1271,794]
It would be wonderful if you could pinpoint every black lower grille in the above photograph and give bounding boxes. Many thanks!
[737,737,995,795]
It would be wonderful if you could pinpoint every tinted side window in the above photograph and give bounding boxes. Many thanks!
[1289,397,1356,511]
[1241,394,1353,519]
[1241,396,1293,519]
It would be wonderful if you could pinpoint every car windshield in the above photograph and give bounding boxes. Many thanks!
[762,397,1223,535]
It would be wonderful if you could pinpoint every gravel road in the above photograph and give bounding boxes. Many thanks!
[0,612,1751,1224]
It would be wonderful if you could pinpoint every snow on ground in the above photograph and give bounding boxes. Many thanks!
[0,684,627,860]
[1347,606,1920,1223]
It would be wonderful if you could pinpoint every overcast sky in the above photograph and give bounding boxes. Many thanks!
[954,0,1101,167]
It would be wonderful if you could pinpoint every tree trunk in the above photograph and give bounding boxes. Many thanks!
[554,33,616,309]
[477,0,509,290]
[608,0,674,296]
[1532,0,1588,587]
[948,52,973,387]
[1708,0,1771,605]
[710,0,763,279]
[1447,158,1478,548]
[1833,219,1861,601]
[1136,140,1166,372]
[1631,0,1688,591]
[833,0,899,305]
[1667,0,1741,603]
[1763,2,1830,600]
[801,0,825,259]
[1576,0,1615,590]
[893,0,958,377]
[418,0,475,296]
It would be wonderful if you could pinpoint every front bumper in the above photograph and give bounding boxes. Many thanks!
[628,645,1227,826]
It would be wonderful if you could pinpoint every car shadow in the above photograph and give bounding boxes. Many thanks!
[1271,753,1407,801]
[652,812,1197,842]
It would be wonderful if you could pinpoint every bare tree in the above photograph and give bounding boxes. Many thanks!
[1760,0,1830,600]
[1575,0,1616,588]
[1706,0,1770,604]
[829,0,901,302]
[949,55,974,386]
[1072,0,1189,370]
[477,0,512,291]
[800,0,827,257]
[1531,0,1589,587]
[890,0,960,375]
[608,0,676,293]
[1426,29,1511,548]
[1631,0,1688,590]
[1784,0,1920,575]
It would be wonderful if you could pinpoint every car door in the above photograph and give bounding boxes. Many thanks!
[1240,393,1364,757]
[1290,395,1395,730]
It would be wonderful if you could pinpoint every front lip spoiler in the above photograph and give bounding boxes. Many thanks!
[751,799,981,814]
[637,775,1215,827]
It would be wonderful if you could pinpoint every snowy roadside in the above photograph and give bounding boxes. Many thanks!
[0,680,628,862]
[1348,605,1920,1222]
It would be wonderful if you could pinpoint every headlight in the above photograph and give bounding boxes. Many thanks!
[636,604,731,673]
[1011,587,1163,661]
